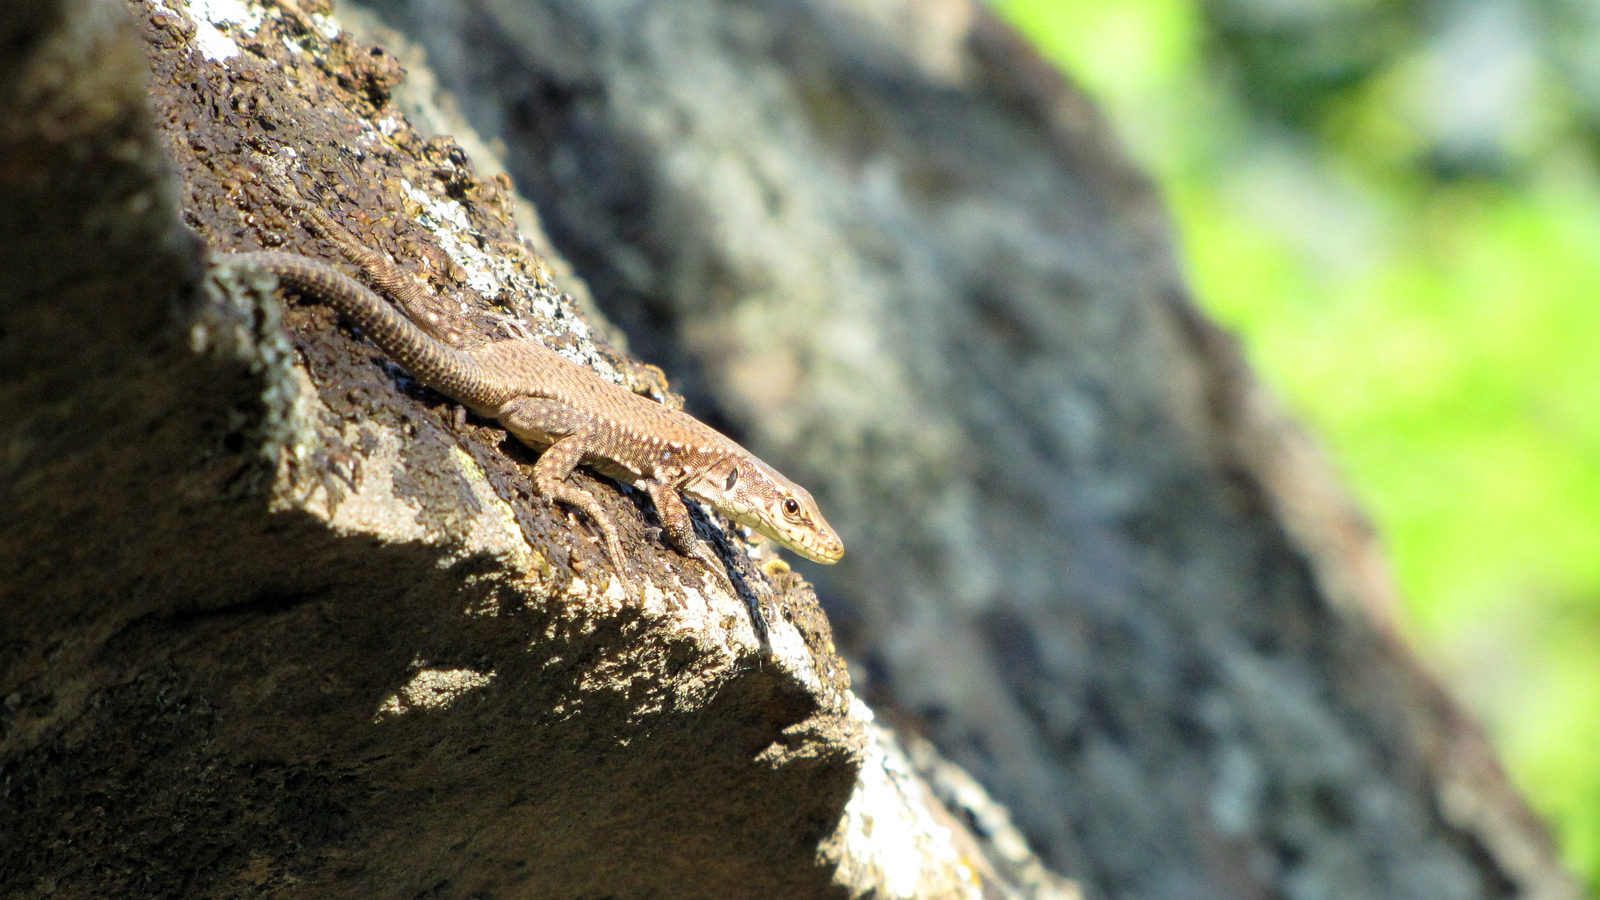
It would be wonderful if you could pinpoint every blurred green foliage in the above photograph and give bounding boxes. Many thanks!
[994,0,1600,889]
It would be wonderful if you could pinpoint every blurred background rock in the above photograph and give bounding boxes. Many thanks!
[995,0,1600,890]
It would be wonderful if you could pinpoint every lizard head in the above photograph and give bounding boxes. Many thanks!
[683,456,844,564]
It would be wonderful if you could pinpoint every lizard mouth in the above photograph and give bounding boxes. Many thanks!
[722,508,843,564]
[793,535,844,564]
[768,521,844,564]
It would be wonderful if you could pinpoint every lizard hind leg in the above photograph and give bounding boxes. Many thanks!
[503,399,635,595]
[532,435,633,595]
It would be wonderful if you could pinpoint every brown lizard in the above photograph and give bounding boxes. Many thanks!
[219,159,843,594]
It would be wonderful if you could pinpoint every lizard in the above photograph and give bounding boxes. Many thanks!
[218,157,844,595]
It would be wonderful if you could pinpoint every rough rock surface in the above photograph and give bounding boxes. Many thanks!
[1,1,1044,897]
[0,0,1577,898]
[352,1,1583,898]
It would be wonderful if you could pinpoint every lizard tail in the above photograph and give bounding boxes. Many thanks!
[220,250,511,413]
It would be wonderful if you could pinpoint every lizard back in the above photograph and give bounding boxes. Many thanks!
[474,340,746,485]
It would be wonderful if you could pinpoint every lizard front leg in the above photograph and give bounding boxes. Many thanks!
[640,478,738,597]
[501,398,632,594]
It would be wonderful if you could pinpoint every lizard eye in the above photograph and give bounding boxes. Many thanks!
[725,467,740,491]
[783,498,800,517]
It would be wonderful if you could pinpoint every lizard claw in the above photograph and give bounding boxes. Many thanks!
[687,544,739,599]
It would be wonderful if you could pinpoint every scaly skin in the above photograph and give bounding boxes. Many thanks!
[220,159,842,594]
